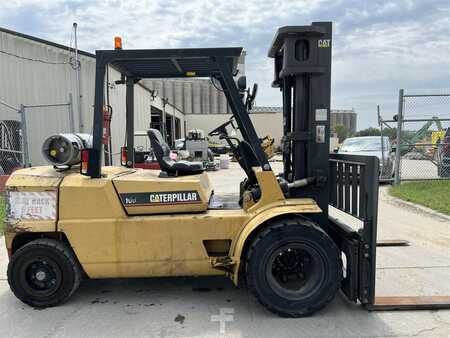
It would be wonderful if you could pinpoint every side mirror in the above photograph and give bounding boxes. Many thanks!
[237,76,247,91]
[333,148,339,153]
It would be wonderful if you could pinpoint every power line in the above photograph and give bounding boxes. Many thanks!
[0,49,69,65]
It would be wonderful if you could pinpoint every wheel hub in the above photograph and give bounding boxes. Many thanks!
[266,243,325,300]
[22,257,61,295]
[35,270,47,281]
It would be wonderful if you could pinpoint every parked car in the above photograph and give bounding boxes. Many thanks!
[437,128,450,177]
[338,136,394,180]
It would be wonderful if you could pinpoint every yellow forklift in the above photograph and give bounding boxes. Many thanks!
[4,22,450,316]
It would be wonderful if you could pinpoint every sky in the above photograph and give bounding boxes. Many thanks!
[1,0,450,129]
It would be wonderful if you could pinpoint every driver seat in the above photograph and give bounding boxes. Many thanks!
[147,128,204,176]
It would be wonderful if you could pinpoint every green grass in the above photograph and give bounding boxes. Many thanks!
[0,194,5,234]
[390,180,450,215]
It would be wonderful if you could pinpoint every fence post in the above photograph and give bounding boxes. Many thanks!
[393,89,404,185]
[378,105,385,177]
[19,104,30,167]
[68,93,75,133]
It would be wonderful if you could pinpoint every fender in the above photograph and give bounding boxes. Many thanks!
[229,199,321,285]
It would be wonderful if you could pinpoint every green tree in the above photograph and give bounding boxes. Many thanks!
[354,127,381,137]
[333,124,350,143]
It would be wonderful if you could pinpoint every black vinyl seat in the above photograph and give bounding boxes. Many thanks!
[147,129,204,176]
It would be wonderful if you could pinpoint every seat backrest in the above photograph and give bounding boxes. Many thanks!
[147,129,173,172]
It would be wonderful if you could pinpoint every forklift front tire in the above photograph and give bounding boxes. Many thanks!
[245,218,342,317]
[7,238,82,308]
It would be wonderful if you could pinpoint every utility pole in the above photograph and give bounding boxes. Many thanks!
[73,22,84,132]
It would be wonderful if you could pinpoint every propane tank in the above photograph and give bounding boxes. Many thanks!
[42,133,92,166]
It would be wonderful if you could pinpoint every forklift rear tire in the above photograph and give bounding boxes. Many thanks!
[7,238,81,308]
[245,218,342,317]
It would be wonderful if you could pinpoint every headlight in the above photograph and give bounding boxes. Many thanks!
[6,190,57,221]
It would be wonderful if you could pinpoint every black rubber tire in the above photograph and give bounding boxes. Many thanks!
[7,238,81,308]
[245,218,342,317]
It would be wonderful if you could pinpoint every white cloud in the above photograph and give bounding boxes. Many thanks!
[1,0,449,128]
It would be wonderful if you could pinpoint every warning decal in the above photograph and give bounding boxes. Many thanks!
[120,190,201,207]
[8,191,57,220]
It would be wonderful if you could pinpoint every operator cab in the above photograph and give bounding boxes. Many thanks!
[80,47,280,213]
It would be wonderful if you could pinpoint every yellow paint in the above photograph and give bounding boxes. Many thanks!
[260,135,275,159]
[6,165,321,284]
[4,232,15,251]
[245,169,285,212]
[112,169,212,214]
[230,200,321,284]
[432,131,446,147]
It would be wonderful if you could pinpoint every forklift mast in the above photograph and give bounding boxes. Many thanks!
[269,22,332,224]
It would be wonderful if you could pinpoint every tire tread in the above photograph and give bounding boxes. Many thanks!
[7,238,82,308]
[245,217,342,317]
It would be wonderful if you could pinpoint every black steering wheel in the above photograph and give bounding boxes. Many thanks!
[208,118,236,137]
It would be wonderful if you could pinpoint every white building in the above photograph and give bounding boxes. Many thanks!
[0,27,184,166]
[2,27,323,169]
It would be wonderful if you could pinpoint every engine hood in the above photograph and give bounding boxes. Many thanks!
[6,166,67,190]
[6,166,134,191]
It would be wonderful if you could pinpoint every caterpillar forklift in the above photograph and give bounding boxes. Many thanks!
[4,22,450,316]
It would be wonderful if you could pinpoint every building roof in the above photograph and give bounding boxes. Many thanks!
[0,26,95,58]
[251,106,283,113]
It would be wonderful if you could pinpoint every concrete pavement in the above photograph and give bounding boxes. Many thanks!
[1,162,450,337]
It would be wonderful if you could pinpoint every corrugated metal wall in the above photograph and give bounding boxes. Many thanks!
[0,30,97,165]
[0,29,184,166]
[142,78,234,115]
[107,68,185,164]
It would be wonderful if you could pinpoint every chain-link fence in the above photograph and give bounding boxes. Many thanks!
[0,99,24,179]
[392,90,450,182]
[22,99,74,166]
[0,119,23,175]
[0,96,74,176]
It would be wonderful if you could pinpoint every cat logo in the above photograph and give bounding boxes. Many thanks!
[120,190,201,207]
[318,39,331,48]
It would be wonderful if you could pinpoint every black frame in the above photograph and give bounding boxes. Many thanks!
[328,153,379,306]
[269,22,332,225]
[270,22,450,311]
[329,153,450,310]
[88,48,270,178]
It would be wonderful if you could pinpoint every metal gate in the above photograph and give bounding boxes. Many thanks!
[0,95,74,169]
[379,90,450,183]
[21,98,74,166]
